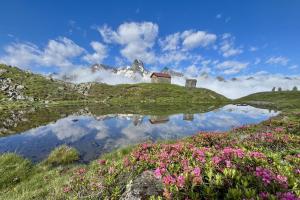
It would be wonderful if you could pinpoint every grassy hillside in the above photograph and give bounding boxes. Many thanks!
[88,83,229,104]
[0,64,84,101]
[237,91,300,110]
[0,64,229,106]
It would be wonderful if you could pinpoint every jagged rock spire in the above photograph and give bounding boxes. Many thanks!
[131,59,145,74]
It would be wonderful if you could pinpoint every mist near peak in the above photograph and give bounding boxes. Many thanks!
[53,64,300,99]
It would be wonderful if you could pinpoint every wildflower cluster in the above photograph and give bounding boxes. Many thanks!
[64,120,300,199]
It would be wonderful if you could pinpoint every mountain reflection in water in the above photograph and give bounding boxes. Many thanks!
[0,105,279,162]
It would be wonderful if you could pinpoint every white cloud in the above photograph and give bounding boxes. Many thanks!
[57,67,150,84]
[158,51,189,65]
[54,64,300,99]
[197,73,300,99]
[159,30,216,52]
[0,37,85,69]
[83,41,107,64]
[158,32,180,51]
[266,56,289,66]
[185,65,201,77]
[42,37,85,68]
[216,60,249,75]
[181,30,217,50]
[219,33,243,57]
[289,65,298,70]
[98,22,158,64]
[184,60,214,77]
[157,30,215,65]
[0,42,42,68]
[254,58,261,65]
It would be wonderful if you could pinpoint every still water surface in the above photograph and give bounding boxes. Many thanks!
[0,105,279,162]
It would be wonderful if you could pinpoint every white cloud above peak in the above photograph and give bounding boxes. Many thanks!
[216,60,249,75]
[83,41,107,64]
[159,30,217,51]
[181,30,217,50]
[98,22,158,63]
[219,33,243,57]
[42,37,85,68]
[158,32,181,51]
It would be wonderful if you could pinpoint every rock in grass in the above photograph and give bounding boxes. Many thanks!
[120,170,163,200]
[45,145,79,166]
[0,68,7,76]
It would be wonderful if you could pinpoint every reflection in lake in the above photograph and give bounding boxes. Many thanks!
[0,105,279,162]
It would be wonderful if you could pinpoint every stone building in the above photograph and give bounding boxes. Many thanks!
[185,79,197,88]
[150,73,171,83]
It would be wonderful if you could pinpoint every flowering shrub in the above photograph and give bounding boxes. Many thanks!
[64,119,300,199]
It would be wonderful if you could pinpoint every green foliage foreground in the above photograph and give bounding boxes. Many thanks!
[0,111,300,200]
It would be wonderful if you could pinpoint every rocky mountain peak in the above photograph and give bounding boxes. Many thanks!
[130,59,146,74]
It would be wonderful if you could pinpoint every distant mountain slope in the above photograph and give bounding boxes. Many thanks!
[237,91,300,109]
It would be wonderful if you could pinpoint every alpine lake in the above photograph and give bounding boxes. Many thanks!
[0,103,279,163]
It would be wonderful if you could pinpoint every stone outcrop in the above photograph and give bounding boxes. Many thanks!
[70,82,94,96]
[0,68,8,76]
[120,171,163,200]
[0,77,28,101]
[131,59,146,75]
[0,108,36,135]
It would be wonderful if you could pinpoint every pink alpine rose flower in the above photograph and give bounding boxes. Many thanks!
[163,175,176,185]
[212,156,222,165]
[193,167,201,177]
[176,175,185,188]
[154,168,162,178]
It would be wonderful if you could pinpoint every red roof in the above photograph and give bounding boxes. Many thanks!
[150,72,171,78]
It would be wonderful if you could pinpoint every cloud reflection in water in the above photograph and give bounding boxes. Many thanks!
[0,105,279,162]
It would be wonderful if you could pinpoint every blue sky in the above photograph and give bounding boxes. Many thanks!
[0,0,299,77]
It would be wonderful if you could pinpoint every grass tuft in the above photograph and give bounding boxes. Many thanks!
[44,145,79,166]
[0,153,32,190]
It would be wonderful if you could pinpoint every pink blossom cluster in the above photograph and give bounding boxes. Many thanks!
[255,167,288,188]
